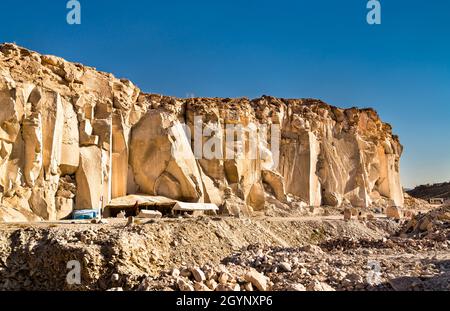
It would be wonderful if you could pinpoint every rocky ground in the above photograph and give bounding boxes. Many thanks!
[0,205,448,291]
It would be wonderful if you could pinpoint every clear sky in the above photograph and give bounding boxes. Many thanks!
[1,0,449,188]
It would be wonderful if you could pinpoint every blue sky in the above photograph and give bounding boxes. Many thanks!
[1,0,449,188]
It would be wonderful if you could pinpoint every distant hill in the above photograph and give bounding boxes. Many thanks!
[407,182,450,200]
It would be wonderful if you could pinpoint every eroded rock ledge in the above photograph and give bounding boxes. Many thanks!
[0,43,403,221]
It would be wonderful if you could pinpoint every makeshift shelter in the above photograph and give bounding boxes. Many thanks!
[104,194,177,217]
[172,202,219,216]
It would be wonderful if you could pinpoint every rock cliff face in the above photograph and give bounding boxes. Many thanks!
[0,44,403,221]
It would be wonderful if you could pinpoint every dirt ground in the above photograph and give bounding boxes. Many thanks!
[0,205,448,291]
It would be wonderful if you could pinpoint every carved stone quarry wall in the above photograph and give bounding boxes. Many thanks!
[0,44,403,221]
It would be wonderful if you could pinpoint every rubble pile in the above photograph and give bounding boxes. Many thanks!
[403,193,432,210]
[0,214,448,291]
[398,205,450,241]
[137,236,450,292]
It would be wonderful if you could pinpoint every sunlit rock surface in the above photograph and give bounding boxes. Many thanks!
[0,44,403,221]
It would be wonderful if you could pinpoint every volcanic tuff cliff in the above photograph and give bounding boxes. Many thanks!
[0,43,403,221]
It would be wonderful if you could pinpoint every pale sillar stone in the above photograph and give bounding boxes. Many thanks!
[0,43,404,221]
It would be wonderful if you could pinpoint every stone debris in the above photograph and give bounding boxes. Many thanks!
[116,211,126,219]
[91,218,108,224]
[218,272,229,284]
[194,281,211,291]
[301,244,325,255]
[205,279,218,290]
[386,206,402,220]
[278,262,292,272]
[398,205,450,241]
[180,268,192,278]
[307,280,336,291]
[126,216,135,226]
[190,267,206,283]
[133,235,449,292]
[244,269,269,291]
[243,282,254,291]
[403,193,432,210]
[137,210,162,219]
[176,278,194,291]
[286,283,307,291]
[388,277,424,291]
[0,215,448,291]
[344,208,352,221]
[170,268,180,278]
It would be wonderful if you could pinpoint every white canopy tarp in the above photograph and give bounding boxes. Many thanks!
[173,202,219,212]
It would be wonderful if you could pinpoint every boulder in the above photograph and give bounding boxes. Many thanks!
[137,210,162,219]
[306,280,336,291]
[386,206,402,220]
[244,270,269,291]
[344,208,352,221]
[190,267,206,283]
[177,278,194,291]
[262,170,287,202]
[278,262,292,272]
[287,283,307,291]
[130,111,203,202]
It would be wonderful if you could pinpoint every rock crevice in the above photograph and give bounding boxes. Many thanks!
[0,44,403,221]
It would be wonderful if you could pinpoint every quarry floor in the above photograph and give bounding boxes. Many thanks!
[0,212,449,291]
